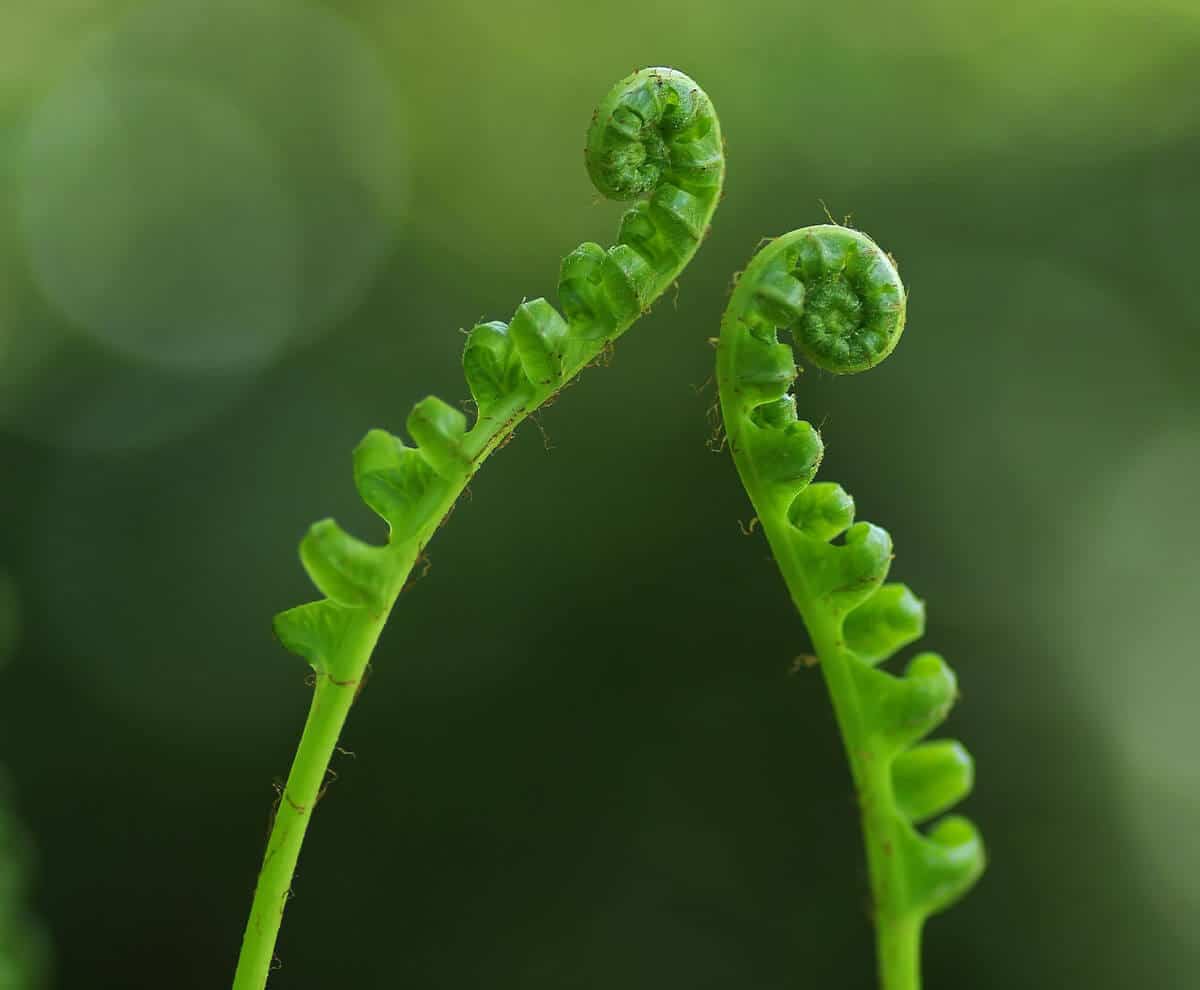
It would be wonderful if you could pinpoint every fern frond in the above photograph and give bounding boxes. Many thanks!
[234,68,726,990]
[716,226,983,990]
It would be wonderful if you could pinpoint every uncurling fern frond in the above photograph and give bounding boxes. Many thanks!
[233,67,724,990]
[715,226,983,990]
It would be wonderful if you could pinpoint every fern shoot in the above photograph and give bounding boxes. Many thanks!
[232,67,724,989]
[715,226,984,989]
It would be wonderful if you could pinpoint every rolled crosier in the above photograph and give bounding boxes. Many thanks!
[234,68,725,990]
[716,226,983,990]
[278,68,727,685]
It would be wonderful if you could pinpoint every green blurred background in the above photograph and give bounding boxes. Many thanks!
[1,0,1197,986]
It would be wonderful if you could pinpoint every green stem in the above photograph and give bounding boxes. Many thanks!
[877,914,922,990]
[229,379,626,988]
[716,227,982,990]
[231,361,584,988]
[762,519,921,990]
[231,67,725,990]
[803,607,920,990]
[232,598,397,990]
[230,387,558,987]
[231,388,552,988]
[713,232,920,989]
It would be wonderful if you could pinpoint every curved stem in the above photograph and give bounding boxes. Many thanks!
[231,388,550,986]
[714,228,966,990]
[232,598,396,990]
[751,497,920,990]
[232,67,725,990]
[801,603,920,990]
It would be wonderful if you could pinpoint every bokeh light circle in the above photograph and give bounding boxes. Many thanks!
[21,74,300,372]
[95,0,407,344]
[30,371,383,743]
[1051,421,1200,939]
[6,0,408,451]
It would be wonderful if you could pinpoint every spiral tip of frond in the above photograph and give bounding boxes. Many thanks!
[725,226,905,388]
[717,221,981,932]
[278,67,728,687]
[585,67,720,203]
[782,226,906,373]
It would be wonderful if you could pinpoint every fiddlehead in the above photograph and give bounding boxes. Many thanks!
[233,67,724,990]
[716,226,983,989]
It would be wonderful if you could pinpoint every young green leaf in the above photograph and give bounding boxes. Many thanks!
[233,67,726,990]
[716,225,983,990]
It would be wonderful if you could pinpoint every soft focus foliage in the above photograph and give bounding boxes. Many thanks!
[0,1,1196,987]
[0,576,48,988]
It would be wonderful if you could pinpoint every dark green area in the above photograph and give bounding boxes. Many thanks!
[1,1,1196,987]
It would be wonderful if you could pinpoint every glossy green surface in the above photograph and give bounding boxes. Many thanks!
[716,226,983,990]
[3,4,1197,985]
[232,67,725,990]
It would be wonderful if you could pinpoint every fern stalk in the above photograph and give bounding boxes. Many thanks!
[716,226,983,989]
[232,67,724,989]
